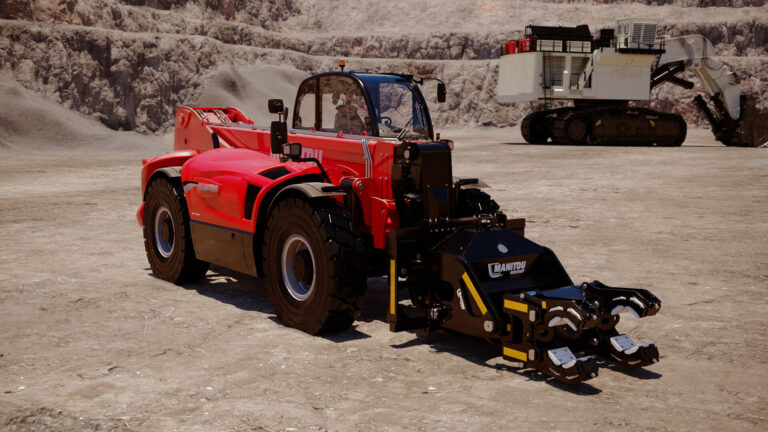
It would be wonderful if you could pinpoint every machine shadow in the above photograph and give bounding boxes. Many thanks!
[150,271,633,390]
[146,265,274,313]
[599,361,663,380]
[357,276,390,324]
[151,266,376,342]
[359,276,600,394]
[391,329,601,395]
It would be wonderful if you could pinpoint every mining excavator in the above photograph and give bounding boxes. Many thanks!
[496,17,768,147]
[139,66,661,384]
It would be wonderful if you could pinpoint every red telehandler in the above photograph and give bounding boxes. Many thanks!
[138,66,661,383]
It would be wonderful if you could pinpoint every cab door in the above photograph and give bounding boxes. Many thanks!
[291,75,374,182]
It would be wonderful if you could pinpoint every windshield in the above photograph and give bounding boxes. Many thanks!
[356,74,430,140]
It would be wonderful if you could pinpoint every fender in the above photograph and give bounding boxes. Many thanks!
[271,182,346,204]
[262,181,347,231]
[248,180,346,276]
[140,150,199,196]
[179,147,334,276]
[137,150,199,228]
[148,166,181,186]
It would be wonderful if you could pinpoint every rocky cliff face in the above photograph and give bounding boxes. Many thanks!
[0,0,766,134]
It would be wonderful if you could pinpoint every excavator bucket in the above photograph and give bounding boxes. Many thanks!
[731,99,768,148]
[699,94,768,148]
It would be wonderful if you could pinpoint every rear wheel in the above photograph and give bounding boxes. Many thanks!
[262,197,366,334]
[143,177,209,284]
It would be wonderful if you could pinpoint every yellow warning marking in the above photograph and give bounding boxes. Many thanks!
[541,300,547,309]
[461,272,487,316]
[649,119,656,128]
[504,299,528,313]
[503,347,528,362]
[389,260,396,316]
[595,119,602,127]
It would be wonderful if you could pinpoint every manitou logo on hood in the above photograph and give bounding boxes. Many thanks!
[488,260,527,278]
[301,147,323,162]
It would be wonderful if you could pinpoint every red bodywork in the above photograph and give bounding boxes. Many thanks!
[139,106,401,250]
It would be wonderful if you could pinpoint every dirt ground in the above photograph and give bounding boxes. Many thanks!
[1,128,767,431]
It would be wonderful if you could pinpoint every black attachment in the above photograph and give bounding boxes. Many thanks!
[211,132,220,149]
[500,281,660,383]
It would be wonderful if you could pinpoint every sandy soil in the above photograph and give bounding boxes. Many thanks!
[0,121,767,431]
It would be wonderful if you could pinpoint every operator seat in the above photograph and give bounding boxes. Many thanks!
[334,104,365,135]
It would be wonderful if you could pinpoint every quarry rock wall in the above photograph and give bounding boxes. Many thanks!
[1,0,765,133]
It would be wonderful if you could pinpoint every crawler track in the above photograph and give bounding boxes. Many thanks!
[522,106,687,146]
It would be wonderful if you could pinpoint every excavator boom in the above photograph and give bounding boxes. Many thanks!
[652,34,768,147]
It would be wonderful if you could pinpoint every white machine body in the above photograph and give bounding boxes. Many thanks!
[495,17,764,147]
[497,17,663,103]
[497,49,656,103]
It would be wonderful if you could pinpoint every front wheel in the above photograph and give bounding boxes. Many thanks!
[262,197,366,334]
[143,177,209,284]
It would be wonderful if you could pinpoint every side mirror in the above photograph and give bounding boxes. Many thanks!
[282,142,302,160]
[268,99,284,114]
[437,82,446,103]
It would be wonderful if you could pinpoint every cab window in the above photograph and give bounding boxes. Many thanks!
[356,73,431,140]
[318,75,372,135]
[293,79,316,130]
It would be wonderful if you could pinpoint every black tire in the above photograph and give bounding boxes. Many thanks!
[456,187,500,216]
[521,112,549,144]
[262,197,366,335]
[143,177,209,284]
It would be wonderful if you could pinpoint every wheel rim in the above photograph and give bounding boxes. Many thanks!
[154,205,175,259]
[281,234,316,301]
